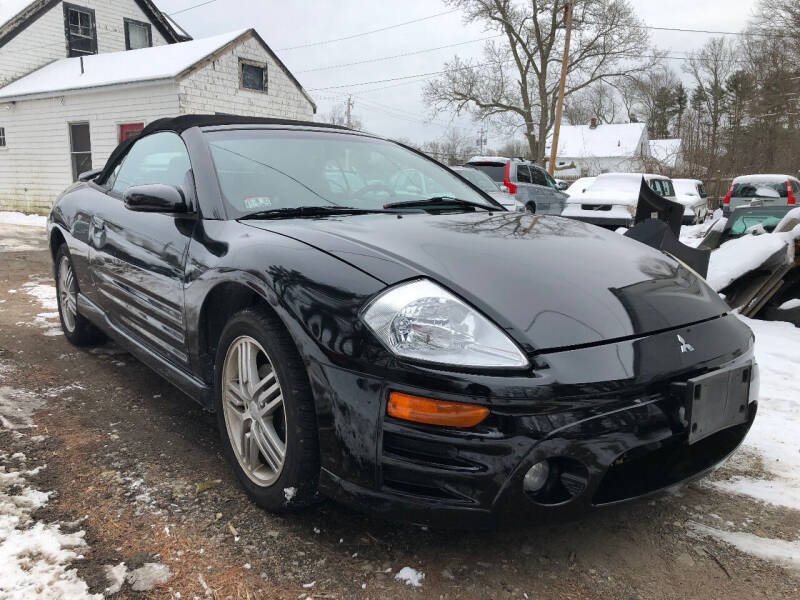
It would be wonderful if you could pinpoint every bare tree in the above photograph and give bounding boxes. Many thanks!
[612,65,679,137]
[683,37,737,179]
[563,82,618,125]
[320,102,364,130]
[423,0,659,162]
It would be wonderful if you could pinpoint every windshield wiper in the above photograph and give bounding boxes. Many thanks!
[381,196,497,212]
[239,206,380,220]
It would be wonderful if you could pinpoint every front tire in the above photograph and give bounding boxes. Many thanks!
[55,245,105,346]
[214,308,320,511]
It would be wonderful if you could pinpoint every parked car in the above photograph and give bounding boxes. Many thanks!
[463,156,568,215]
[672,178,709,224]
[723,174,799,216]
[561,173,677,228]
[48,115,758,527]
[451,166,523,211]
[565,176,596,197]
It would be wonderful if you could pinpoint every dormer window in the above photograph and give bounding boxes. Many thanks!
[124,18,152,50]
[63,3,97,57]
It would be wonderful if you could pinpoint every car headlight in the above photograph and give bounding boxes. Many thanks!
[361,279,529,368]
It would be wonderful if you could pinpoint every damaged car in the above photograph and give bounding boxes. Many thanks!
[48,115,759,526]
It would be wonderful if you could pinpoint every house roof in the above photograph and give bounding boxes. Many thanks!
[0,28,316,110]
[649,138,682,168]
[0,0,190,47]
[546,122,646,159]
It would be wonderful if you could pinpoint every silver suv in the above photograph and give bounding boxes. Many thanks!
[463,156,568,215]
[723,174,800,217]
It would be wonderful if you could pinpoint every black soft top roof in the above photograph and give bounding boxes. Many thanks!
[99,114,351,182]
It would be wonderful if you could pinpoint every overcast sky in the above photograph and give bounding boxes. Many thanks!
[155,0,759,147]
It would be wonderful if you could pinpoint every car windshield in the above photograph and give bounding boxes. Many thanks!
[732,181,788,198]
[206,129,498,216]
[673,180,699,196]
[464,162,506,182]
[724,207,793,238]
[454,168,500,192]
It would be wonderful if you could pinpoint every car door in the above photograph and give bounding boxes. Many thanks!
[514,163,536,210]
[88,131,196,368]
[529,165,565,215]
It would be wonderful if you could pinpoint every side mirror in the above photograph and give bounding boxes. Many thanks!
[123,184,188,213]
[555,181,569,191]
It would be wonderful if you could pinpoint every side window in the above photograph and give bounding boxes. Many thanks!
[63,3,97,57]
[516,164,531,183]
[663,180,675,197]
[648,179,662,195]
[112,132,191,194]
[530,167,548,187]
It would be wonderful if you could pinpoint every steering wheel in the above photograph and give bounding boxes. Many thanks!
[351,183,396,201]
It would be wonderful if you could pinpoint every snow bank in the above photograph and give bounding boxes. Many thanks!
[709,317,800,510]
[0,211,47,227]
[706,226,799,291]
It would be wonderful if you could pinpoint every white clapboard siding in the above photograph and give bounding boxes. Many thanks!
[0,0,169,88]
[0,81,178,213]
[177,35,314,121]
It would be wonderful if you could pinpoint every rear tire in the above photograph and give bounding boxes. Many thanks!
[214,308,320,511]
[526,202,537,213]
[55,245,105,346]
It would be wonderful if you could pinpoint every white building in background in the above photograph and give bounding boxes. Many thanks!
[0,0,316,213]
[545,119,649,179]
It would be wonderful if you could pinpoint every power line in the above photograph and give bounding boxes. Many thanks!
[295,35,502,74]
[167,0,219,16]
[277,9,459,51]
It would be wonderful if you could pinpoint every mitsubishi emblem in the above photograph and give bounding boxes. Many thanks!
[677,334,694,353]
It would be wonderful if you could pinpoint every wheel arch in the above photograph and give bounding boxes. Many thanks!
[49,226,67,260]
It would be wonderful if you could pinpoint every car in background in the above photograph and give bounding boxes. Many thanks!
[565,176,596,197]
[463,156,568,215]
[673,178,709,224]
[722,174,799,217]
[561,173,676,228]
[451,166,523,212]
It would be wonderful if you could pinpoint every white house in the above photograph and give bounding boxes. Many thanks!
[0,0,316,213]
[545,120,649,179]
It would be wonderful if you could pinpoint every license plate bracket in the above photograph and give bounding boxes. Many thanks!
[686,365,751,445]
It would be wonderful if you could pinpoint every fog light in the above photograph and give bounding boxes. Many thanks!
[523,461,550,493]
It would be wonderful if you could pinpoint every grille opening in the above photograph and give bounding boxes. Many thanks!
[593,420,750,505]
[382,431,481,472]
[381,464,474,503]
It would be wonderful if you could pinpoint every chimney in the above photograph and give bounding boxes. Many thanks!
[589,118,598,129]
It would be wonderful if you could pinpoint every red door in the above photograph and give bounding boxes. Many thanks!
[119,123,144,142]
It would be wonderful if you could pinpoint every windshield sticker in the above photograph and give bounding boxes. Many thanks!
[244,196,272,210]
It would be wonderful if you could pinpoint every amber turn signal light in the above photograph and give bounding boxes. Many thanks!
[387,392,489,428]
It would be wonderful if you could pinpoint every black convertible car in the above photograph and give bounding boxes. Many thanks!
[48,115,758,527]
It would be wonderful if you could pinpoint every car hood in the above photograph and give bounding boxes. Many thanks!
[243,212,728,353]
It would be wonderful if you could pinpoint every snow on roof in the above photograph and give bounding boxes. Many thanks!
[0,29,248,101]
[733,174,800,184]
[649,139,682,168]
[565,172,644,206]
[546,122,646,159]
[0,0,36,31]
[465,156,512,164]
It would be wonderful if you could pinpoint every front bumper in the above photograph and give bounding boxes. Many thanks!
[560,204,634,228]
[311,315,757,527]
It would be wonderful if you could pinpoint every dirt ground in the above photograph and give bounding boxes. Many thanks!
[1,221,799,599]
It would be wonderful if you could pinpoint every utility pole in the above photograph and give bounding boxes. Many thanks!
[548,0,574,176]
[345,95,353,129]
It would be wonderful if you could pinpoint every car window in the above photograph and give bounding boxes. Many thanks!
[662,180,675,197]
[542,170,557,189]
[647,179,661,195]
[516,164,531,183]
[112,132,191,194]
[697,183,706,197]
[454,168,500,193]
[732,181,788,198]
[206,129,498,216]
[464,162,506,182]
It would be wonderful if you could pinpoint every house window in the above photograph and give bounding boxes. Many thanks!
[240,59,267,92]
[69,122,92,181]
[124,18,152,50]
[63,3,97,57]
[0,127,6,147]
[119,123,144,142]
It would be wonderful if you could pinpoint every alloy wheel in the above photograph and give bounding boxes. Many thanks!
[58,255,77,333]
[221,335,287,486]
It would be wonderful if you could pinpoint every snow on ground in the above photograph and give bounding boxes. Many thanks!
[0,211,47,227]
[395,566,425,587]
[0,363,100,599]
[15,279,62,337]
[689,523,800,574]
[708,316,800,510]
